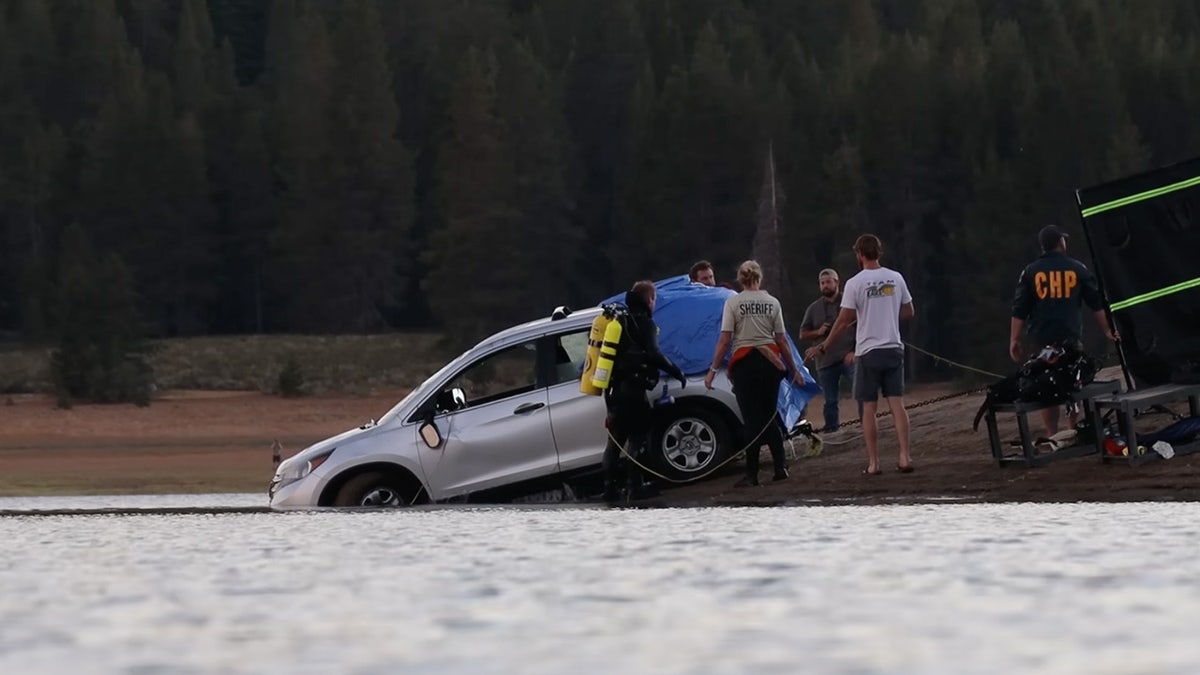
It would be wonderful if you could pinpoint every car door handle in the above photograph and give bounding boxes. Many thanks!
[513,402,545,415]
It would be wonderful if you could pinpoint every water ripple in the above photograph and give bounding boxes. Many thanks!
[0,502,1198,673]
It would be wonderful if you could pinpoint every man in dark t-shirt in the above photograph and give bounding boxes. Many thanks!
[1010,224,1120,436]
[800,268,860,432]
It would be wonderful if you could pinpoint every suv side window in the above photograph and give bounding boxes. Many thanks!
[445,340,539,408]
[549,328,590,385]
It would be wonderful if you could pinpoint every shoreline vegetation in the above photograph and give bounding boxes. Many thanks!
[0,332,454,397]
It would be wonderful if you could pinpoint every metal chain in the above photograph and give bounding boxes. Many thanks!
[829,342,1001,429]
[613,343,1006,484]
[834,385,991,428]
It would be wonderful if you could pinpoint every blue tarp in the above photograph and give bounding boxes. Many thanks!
[600,275,821,429]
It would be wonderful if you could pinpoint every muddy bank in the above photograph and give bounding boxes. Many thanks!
[662,388,1200,506]
[2,380,1197,503]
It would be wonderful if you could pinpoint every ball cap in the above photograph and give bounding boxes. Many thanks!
[1038,224,1069,251]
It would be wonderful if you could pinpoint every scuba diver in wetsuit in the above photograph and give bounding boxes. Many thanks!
[603,280,687,502]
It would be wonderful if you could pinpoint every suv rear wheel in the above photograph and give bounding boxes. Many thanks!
[650,405,731,482]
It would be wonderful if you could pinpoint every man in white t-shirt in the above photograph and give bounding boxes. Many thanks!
[804,234,915,476]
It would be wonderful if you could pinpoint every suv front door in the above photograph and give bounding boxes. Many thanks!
[418,339,558,500]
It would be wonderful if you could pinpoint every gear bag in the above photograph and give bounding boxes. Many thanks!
[973,343,1101,431]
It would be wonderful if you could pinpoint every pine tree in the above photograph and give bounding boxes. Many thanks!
[610,59,658,285]
[950,151,1029,375]
[50,0,129,130]
[10,0,58,116]
[263,0,339,330]
[774,33,832,296]
[123,0,176,75]
[13,123,67,340]
[424,48,521,343]
[808,138,868,276]
[327,0,414,331]
[560,0,649,299]
[635,22,762,278]
[215,104,274,333]
[81,42,215,336]
[204,35,260,333]
[0,14,29,333]
[0,1,66,338]
[496,40,580,315]
[172,0,214,116]
[50,224,153,407]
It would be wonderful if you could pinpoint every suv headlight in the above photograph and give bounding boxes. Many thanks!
[271,448,335,493]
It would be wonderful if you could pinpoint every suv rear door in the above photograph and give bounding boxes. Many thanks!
[542,327,608,474]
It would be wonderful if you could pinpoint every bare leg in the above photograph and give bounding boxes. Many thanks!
[886,396,912,468]
[1040,408,1060,438]
[862,400,879,473]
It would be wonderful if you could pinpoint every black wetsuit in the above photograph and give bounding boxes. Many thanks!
[602,291,685,500]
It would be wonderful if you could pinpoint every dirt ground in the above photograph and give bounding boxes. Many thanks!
[670,382,1200,505]
[2,376,1198,503]
[0,390,404,496]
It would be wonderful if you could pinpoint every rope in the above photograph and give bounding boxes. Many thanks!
[903,341,1006,379]
[808,385,992,436]
[610,342,1006,489]
[412,344,1007,504]
[609,408,783,485]
[806,342,1001,432]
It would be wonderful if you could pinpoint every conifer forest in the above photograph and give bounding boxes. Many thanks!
[3,0,1200,377]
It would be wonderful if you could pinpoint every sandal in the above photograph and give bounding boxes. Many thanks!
[861,468,882,476]
[896,463,915,474]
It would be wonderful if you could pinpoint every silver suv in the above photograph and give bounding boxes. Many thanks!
[268,305,757,508]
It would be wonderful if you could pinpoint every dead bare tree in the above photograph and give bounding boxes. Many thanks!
[751,141,790,308]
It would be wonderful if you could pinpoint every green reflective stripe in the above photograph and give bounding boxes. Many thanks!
[1110,277,1200,311]
[1081,175,1200,218]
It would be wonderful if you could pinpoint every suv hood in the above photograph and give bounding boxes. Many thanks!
[282,420,384,467]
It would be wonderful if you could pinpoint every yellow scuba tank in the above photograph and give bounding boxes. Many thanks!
[579,309,614,396]
[590,311,625,391]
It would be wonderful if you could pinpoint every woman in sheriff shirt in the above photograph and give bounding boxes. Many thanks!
[704,260,805,487]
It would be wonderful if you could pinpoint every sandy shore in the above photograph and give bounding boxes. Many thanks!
[2,380,1198,503]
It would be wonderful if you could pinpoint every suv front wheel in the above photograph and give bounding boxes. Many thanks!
[649,405,731,482]
[333,471,421,507]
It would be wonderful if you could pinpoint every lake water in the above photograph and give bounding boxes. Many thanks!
[1,497,1198,674]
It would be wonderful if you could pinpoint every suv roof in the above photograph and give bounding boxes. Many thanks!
[475,305,602,351]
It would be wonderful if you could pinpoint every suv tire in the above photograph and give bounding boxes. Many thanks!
[649,404,731,483]
[333,471,417,507]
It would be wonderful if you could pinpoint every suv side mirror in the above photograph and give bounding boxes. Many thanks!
[419,416,443,448]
